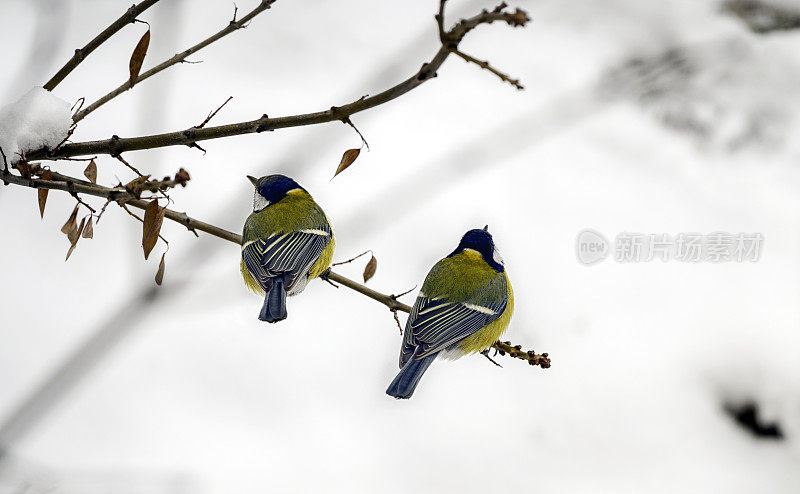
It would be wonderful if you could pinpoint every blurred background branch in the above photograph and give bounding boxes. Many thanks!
[43,0,163,91]
[72,0,277,122]
[28,0,529,160]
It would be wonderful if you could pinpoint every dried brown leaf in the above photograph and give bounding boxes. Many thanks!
[142,199,164,260]
[82,217,94,238]
[60,204,79,235]
[84,159,97,183]
[65,243,78,261]
[129,29,150,88]
[332,148,360,179]
[363,255,377,283]
[68,217,85,245]
[38,169,52,218]
[155,253,166,285]
[65,218,86,261]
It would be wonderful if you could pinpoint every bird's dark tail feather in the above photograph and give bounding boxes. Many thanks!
[259,278,287,323]
[386,353,437,399]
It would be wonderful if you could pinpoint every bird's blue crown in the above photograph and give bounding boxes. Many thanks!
[448,227,504,272]
[254,174,305,204]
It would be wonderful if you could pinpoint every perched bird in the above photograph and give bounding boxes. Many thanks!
[241,174,335,323]
[387,226,514,399]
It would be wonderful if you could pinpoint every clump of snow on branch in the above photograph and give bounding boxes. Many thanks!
[0,87,72,163]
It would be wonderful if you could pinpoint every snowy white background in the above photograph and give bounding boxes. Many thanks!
[2,0,800,492]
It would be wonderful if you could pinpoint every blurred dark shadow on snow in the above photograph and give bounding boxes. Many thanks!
[598,37,799,153]
[724,400,785,439]
[723,0,800,33]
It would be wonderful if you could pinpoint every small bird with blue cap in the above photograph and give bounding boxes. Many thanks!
[241,174,335,323]
[386,226,514,399]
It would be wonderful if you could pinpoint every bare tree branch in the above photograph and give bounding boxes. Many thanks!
[452,49,524,89]
[42,0,163,91]
[30,3,529,160]
[0,166,549,367]
[72,0,277,123]
[1,168,237,242]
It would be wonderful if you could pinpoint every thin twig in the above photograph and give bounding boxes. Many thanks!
[392,286,416,299]
[436,0,448,43]
[69,189,97,213]
[115,155,145,177]
[72,0,277,123]
[197,96,233,128]
[322,269,410,312]
[49,156,97,162]
[52,124,77,153]
[331,250,373,267]
[0,147,8,174]
[392,310,403,334]
[70,97,85,114]
[493,341,550,368]
[43,0,163,91]
[344,118,370,151]
[388,286,415,334]
[95,198,114,223]
[34,4,530,158]
[452,49,524,90]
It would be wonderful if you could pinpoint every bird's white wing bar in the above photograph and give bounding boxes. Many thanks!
[299,229,330,236]
[242,226,331,291]
[462,302,497,315]
[403,295,508,360]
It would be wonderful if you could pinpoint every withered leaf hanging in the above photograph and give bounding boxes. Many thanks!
[38,169,52,218]
[142,199,164,260]
[363,255,377,283]
[332,148,360,179]
[129,29,150,88]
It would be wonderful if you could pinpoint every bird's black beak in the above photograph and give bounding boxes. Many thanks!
[483,225,489,232]
[247,175,259,186]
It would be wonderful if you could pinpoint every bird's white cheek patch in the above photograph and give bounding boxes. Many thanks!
[253,192,269,212]
[493,247,504,266]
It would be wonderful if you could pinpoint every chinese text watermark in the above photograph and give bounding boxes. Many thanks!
[576,230,763,265]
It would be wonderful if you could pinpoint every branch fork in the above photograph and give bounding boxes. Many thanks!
[8,0,546,369]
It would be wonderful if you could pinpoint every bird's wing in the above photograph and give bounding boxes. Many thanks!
[242,227,331,290]
[402,291,507,362]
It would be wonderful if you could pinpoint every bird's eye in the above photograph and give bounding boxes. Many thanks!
[253,191,270,212]
[492,247,504,266]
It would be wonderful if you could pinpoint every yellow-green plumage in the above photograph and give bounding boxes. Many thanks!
[241,179,335,337]
[241,259,263,294]
[456,271,513,354]
[243,189,325,239]
[387,228,512,399]
[420,249,513,356]
[387,229,513,399]
[241,188,335,294]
